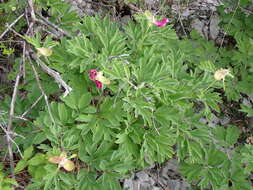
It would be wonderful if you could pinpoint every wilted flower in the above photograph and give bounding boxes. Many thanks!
[89,69,97,80]
[144,11,169,27]
[89,69,110,89]
[153,18,169,27]
[95,80,102,88]
[214,68,233,81]
[48,152,75,171]
[37,47,53,57]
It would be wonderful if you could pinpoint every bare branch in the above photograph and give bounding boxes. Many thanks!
[22,42,26,81]
[6,57,23,179]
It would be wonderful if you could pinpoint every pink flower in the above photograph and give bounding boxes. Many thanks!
[95,80,102,88]
[89,69,97,81]
[89,69,110,89]
[153,18,169,27]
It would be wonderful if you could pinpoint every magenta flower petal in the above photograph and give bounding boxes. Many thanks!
[153,18,169,27]
[89,69,97,80]
[95,80,102,88]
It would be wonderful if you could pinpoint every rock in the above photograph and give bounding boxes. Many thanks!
[124,178,134,190]
[136,171,151,182]
[181,9,195,17]
[209,16,220,40]
[144,0,157,6]
[191,19,205,38]
[123,159,190,190]
[220,115,231,125]
[199,118,208,124]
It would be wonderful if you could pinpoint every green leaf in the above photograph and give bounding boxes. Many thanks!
[58,103,69,123]
[0,162,4,170]
[59,172,76,186]
[33,133,47,144]
[3,178,18,186]
[179,162,202,182]
[188,141,204,162]
[240,104,253,117]
[198,60,216,72]
[14,160,27,173]
[82,106,97,113]
[23,146,34,160]
[75,114,93,122]
[225,125,240,145]
[207,147,226,166]
[61,91,78,110]
[213,126,226,142]
[78,93,91,109]
[28,153,46,166]
[34,166,47,180]
[2,186,12,190]
[97,173,122,190]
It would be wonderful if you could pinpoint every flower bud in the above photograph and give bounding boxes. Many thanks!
[214,68,233,81]
[61,159,75,171]
[37,47,53,57]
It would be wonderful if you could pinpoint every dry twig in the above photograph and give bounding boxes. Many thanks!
[30,53,72,97]
[20,95,43,118]
[27,0,36,22]
[28,55,56,125]
[0,13,24,39]
[36,14,71,37]
[0,124,24,159]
